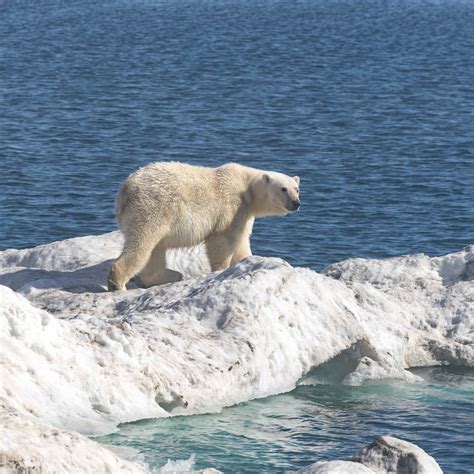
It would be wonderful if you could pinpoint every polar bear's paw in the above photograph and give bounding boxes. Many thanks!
[107,274,125,292]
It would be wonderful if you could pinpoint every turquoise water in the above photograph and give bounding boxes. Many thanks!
[2,0,474,471]
[98,368,474,472]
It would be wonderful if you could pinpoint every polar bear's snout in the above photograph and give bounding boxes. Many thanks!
[286,197,300,212]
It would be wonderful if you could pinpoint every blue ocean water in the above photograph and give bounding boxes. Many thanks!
[1,0,474,471]
[2,0,473,269]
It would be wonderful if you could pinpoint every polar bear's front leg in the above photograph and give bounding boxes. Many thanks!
[229,217,254,266]
[138,244,183,288]
[230,236,252,266]
[205,235,234,272]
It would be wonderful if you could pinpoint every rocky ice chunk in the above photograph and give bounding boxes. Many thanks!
[298,436,442,473]
[352,436,443,473]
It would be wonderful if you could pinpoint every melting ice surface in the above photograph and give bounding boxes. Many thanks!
[0,232,473,472]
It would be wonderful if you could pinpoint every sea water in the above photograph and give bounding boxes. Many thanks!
[97,368,474,472]
[1,0,473,472]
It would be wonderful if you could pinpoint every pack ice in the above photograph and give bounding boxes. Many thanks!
[0,232,472,471]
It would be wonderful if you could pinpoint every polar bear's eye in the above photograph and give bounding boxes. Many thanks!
[281,187,288,192]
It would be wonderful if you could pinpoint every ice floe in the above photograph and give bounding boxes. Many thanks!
[0,232,472,470]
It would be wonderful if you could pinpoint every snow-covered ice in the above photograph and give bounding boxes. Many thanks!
[0,403,148,473]
[0,232,472,471]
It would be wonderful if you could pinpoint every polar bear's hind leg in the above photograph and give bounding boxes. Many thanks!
[138,243,183,288]
[108,230,157,291]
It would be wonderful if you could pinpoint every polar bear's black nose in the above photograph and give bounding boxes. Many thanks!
[292,200,300,210]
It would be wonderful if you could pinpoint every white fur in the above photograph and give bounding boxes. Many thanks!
[108,162,300,290]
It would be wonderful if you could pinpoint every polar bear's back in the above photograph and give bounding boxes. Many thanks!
[129,161,215,194]
[115,162,253,243]
[117,162,214,213]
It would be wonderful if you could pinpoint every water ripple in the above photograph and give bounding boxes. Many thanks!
[1,0,473,270]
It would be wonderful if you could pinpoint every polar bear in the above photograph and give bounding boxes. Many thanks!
[107,162,300,291]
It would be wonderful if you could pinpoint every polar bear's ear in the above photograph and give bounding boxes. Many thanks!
[293,176,300,185]
[263,174,271,183]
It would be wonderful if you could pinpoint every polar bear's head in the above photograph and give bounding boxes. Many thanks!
[252,172,300,217]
